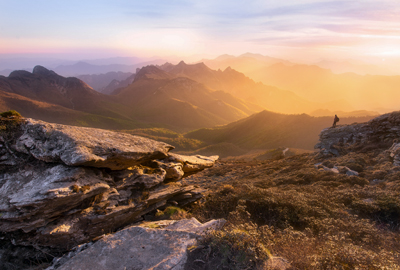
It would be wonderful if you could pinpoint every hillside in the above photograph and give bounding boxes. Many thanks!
[182,111,400,269]
[115,65,263,131]
[2,111,400,269]
[0,66,131,120]
[185,110,376,154]
[0,90,151,130]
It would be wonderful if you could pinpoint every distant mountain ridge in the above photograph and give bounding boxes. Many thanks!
[157,61,345,114]
[185,110,376,154]
[0,61,382,135]
[77,71,135,94]
[52,59,165,77]
[0,65,129,119]
[202,54,400,113]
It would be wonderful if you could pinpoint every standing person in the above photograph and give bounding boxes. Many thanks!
[332,114,339,128]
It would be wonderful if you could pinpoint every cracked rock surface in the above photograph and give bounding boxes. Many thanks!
[0,117,218,258]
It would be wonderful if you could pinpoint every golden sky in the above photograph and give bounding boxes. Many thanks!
[1,0,400,63]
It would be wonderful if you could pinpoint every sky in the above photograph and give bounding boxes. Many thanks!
[1,0,400,64]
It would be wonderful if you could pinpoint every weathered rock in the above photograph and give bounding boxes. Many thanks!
[168,153,219,173]
[111,165,167,189]
[315,111,400,164]
[314,163,359,176]
[389,143,400,166]
[0,117,219,258]
[156,159,185,181]
[15,118,174,170]
[0,162,110,233]
[47,218,226,270]
[164,217,226,234]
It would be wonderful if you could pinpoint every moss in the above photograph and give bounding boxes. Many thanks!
[80,185,90,193]
[155,206,188,220]
[71,185,80,193]
[0,110,21,118]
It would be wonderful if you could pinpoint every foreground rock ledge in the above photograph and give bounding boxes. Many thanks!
[15,119,174,170]
[47,218,226,270]
[0,117,218,252]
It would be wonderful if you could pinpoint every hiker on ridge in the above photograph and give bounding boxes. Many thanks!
[332,114,339,128]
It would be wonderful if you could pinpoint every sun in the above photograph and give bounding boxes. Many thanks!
[161,34,187,49]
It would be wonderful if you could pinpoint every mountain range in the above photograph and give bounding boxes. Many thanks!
[0,59,384,154]
[202,54,400,113]
[77,71,135,94]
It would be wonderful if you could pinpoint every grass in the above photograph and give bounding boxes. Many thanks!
[184,150,400,269]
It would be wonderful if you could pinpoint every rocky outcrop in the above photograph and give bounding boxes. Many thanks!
[0,117,218,255]
[47,218,226,270]
[315,111,400,157]
[15,119,173,169]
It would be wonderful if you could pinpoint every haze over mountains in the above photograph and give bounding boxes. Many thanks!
[202,53,400,113]
[3,53,400,157]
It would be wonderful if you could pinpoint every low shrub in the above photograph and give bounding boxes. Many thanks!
[185,151,400,268]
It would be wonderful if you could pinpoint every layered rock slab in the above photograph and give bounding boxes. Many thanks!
[0,117,218,254]
[15,118,174,170]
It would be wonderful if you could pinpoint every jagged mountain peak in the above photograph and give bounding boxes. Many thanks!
[160,61,212,75]
[134,65,172,81]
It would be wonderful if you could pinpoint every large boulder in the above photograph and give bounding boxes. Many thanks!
[47,218,226,270]
[0,116,219,265]
[15,119,174,170]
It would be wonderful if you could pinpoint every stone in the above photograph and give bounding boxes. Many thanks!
[264,256,291,270]
[164,217,226,234]
[389,143,400,166]
[0,117,218,255]
[47,218,226,270]
[333,165,359,176]
[15,119,174,170]
[315,111,400,167]
[346,169,359,176]
[168,153,219,173]
[0,162,110,233]
[156,160,185,181]
[111,165,167,189]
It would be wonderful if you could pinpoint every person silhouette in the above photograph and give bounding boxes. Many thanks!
[332,114,339,128]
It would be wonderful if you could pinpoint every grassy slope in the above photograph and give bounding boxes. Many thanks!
[0,90,152,130]
[183,150,400,269]
[186,110,376,151]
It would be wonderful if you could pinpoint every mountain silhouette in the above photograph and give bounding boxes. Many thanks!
[0,66,132,120]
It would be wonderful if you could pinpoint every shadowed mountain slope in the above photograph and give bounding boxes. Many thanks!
[185,110,376,151]
[115,65,263,131]
[0,66,131,119]
[0,90,149,129]
[77,71,134,94]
